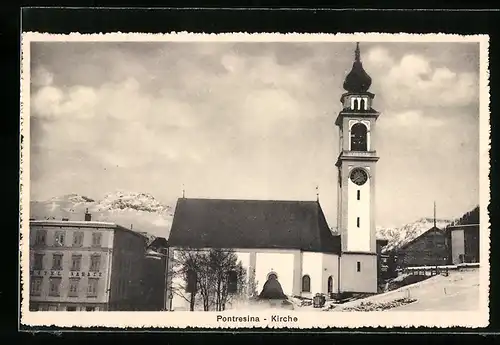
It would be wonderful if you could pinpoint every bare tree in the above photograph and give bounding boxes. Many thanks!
[171,248,205,311]
[173,248,247,311]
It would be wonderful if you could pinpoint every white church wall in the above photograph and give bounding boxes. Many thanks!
[301,252,323,297]
[322,253,340,294]
[255,250,296,296]
[340,254,378,293]
[347,168,371,252]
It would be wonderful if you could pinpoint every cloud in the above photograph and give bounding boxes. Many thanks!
[30,47,327,177]
[383,110,445,128]
[29,42,480,227]
[31,66,54,87]
[364,47,478,109]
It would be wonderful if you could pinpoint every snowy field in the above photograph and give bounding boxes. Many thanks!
[390,269,479,311]
[224,268,480,312]
[328,268,479,312]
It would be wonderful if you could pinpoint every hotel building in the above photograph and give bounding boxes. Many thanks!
[28,210,167,311]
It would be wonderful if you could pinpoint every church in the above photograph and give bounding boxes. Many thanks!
[167,43,385,309]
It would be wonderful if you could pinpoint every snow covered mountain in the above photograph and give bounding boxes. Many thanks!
[29,191,466,253]
[377,217,454,253]
[29,191,174,238]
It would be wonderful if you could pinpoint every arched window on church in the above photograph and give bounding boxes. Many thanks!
[350,123,368,151]
[327,276,334,294]
[302,275,311,293]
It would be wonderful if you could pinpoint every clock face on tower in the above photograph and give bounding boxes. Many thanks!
[350,168,368,186]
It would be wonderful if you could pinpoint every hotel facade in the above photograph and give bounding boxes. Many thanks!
[28,211,167,311]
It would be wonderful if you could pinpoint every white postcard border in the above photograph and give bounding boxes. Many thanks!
[19,32,490,329]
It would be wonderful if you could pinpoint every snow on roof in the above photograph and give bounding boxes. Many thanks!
[30,220,119,227]
[447,224,480,230]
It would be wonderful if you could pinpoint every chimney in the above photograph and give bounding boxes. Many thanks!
[130,224,133,230]
[84,208,91,222]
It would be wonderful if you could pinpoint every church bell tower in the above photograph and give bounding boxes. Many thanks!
[336,43,380,255]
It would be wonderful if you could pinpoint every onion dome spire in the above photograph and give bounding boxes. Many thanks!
[343,42,372,93]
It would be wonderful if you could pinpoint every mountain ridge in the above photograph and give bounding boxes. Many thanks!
[30,191,174,238]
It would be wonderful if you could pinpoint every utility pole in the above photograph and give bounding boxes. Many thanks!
[433,201,437,228]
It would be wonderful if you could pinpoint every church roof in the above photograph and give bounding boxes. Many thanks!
[168,198,341,254]
[343,42,372,93]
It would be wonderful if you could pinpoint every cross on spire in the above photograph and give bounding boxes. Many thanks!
[343,42,372,93]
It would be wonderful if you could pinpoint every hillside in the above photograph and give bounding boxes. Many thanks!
[29,191,174,238]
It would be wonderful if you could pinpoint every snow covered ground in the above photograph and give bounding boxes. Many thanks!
[326,268,480,312]
[391,270,479,311]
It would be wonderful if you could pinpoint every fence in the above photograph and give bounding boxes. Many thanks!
[401,262,480,277]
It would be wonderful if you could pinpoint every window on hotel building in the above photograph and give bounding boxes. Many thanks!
[30,277,43,296]
[73,231,84,247]
[87,278,99,297]
[54,231,65,247]
[49,277,62,296]
[33,253,44,270]
[91,232,102,247]
[52,254,63,270]
[71,255,82,271]
[34,230,47,246]
[90,254,101,272]
[66,306,77,311]
[301,275,311,293]
[68,278,80,297]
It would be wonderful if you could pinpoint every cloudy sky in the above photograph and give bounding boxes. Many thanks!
[29,40,480,228]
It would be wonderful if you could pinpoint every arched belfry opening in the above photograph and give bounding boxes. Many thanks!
[352,98,359,111]
[359,98,366,111]
[350,123,368,151]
